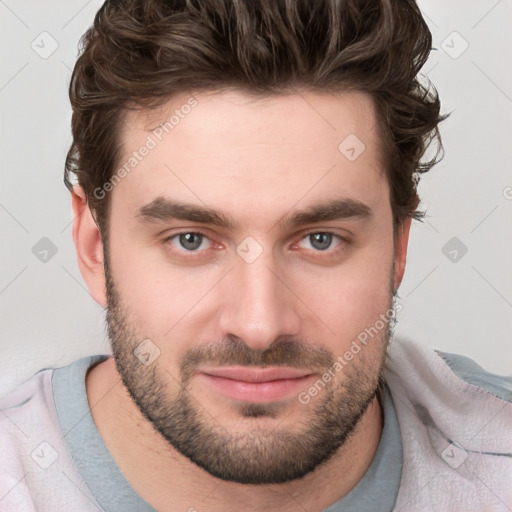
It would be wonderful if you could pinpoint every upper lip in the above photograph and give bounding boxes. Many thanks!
[199,366,313,383]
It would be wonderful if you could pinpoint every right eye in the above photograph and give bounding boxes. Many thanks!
[166,232,212,252]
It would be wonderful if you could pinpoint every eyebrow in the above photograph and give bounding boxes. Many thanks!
[136,196,373,230]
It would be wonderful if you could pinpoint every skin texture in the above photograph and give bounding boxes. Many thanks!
[74,89,412,512]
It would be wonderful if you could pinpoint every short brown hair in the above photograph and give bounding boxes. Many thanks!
[64,0,449,240]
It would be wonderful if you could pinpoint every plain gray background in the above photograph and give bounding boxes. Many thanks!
[1,0,511,393]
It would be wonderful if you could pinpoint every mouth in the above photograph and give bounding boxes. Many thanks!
[196,366,317,403]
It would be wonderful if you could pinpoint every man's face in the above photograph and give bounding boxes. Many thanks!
[102,90,401,484]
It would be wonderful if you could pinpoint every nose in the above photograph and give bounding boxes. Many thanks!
[216,253,302,352]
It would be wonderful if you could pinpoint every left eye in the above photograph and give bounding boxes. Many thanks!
[298,232,342,251]
[169,232,211,252]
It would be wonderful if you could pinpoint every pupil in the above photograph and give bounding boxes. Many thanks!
[310,233,331,250]
[180,233,202,250]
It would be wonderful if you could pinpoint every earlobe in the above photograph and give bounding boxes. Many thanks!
[393,217,412,293]
[71,186,107,307]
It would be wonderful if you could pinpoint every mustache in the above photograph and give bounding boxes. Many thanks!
[180,336,335,383]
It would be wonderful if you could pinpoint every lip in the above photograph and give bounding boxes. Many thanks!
[196,366,317,403]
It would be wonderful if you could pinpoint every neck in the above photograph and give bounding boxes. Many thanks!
[86,357,383,512]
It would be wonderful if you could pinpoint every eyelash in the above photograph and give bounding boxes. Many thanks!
[162,230,349,260]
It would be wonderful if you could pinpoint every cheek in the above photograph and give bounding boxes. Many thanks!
[107,230,224,346]
[289,234,394,346]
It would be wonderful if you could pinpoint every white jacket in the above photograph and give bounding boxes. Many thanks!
[0,337,511,511]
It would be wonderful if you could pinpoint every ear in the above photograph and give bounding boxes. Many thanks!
[393,217,412,293]
[71,186,107,307]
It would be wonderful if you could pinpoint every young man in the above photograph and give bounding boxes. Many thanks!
[1,0,511,510]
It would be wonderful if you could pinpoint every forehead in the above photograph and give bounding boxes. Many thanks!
[113,89,388,224]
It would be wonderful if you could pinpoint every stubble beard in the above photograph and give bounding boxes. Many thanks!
[103,253,396,484]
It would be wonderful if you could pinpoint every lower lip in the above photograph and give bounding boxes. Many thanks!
[198,373,316,403]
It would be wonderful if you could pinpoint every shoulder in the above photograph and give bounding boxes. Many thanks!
[435,349,512,402]
[0,354,109,435]
[0,368,54,511]
[0,366,54,434]
[384,335,512,402]
[0,355,109,511]
[0,365,59,460]
[385,337,512,510]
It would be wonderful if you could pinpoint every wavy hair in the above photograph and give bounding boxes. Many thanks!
[64,0,449,239]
